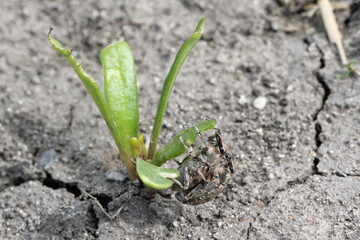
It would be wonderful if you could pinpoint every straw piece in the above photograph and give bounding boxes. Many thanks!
[317,0,348,65]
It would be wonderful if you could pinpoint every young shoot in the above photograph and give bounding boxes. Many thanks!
[48,18,212,191]
[336,59,358,79]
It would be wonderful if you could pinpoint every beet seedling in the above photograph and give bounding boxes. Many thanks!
[336,59,358,79]
[48,18,216,190]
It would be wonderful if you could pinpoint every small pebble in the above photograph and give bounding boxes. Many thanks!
[30,76,41,84]
[38,149,58,169]
[106,169,127,182]
[198,212,211,221]
[253,96,267,110]
[206,78,216,85]
[255,128,263,136]
[237,95,248,105]
[172,220,179,227]
[286,84,294,92]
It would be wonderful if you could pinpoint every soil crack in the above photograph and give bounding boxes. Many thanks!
[42,172,82,197]
[247,41,333,237]
[67,105,75,129]
[246,222,252,239]
[312,45,331,176]
[41,172,103,237]
[86,204,100,238]
[312,44,331,120]
[313,122,323,175]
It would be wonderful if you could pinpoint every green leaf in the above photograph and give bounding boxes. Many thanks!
[151,119,216,166]
[147,18,206,160]
[136,158,180,189]
[48,34,137,180]
[101,41,139,158]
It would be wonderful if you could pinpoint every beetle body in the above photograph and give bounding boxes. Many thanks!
[173,130,234,205]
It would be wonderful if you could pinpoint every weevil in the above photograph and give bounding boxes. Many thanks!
[172,129,235,205]
[176,153,233,205]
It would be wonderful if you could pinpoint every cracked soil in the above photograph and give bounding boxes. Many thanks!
[0,0,359,239]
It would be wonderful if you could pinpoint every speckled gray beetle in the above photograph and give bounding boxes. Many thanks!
[172,129,234,205]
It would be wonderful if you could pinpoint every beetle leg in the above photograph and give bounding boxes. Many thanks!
[184,182,204,201]
[196,169,207,182]
[183,166,190,189]
[172,178,187,190]
[179,136,190,153]
[197,155,222,182]
[197,155,217,177]
[215,130,226,154]
[173,159,182,166]
[194,126,207,145]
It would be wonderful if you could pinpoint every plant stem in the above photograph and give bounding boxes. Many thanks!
[147,18,206,160]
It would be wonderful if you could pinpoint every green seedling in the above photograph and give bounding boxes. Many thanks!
[336,59,358,79]
[48,18,214,190]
